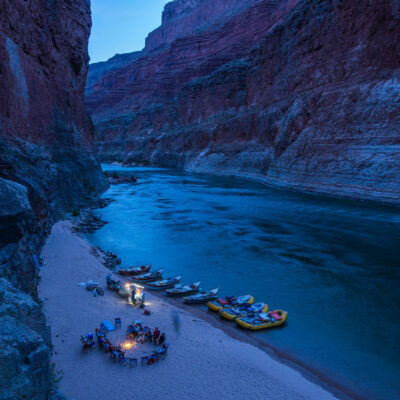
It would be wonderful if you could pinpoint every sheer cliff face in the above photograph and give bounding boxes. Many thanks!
[0,1,106,399]
[145,0,263,51]
[87,0,400,205]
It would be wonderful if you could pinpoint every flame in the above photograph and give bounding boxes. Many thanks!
[121,340,136,350]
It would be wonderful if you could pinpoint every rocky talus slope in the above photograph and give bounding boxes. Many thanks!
[0,1,107,399]
[87,0,400,205]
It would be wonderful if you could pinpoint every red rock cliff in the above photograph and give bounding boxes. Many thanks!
[0,1,107,398]
[86,0,400,205]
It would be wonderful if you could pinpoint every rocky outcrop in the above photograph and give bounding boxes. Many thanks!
[0,0,107,399]
[87,0,400,205]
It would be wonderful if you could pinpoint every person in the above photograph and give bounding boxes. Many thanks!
[136,289,145,306]
[140,327,152,344]
[134,322,141,335]
[158,333,165,346]
[112,349,119,360]
[153,327,160,344]
[131,288,136,306]
[98,336,106,349]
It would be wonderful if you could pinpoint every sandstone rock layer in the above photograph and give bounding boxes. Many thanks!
[87,0,400,205]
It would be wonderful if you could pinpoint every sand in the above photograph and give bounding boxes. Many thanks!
[39,221,338,400]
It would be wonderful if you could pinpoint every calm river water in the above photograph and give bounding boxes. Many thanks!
[87,165,400,400]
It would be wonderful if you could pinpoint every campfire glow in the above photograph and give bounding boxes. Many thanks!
[121,340,136,350]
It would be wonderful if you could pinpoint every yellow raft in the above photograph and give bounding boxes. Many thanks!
[207,295,255,312]
[219,302,268,321]
[235,310,287,330]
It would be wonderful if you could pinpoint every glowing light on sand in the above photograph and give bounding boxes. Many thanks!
[121,340,136,350]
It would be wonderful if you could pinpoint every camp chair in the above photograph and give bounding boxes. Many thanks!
[128,358,138,368]
[141,356,149,366]
[119,356,128,367]
[115,318,121,329]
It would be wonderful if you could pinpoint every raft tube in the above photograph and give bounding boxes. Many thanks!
[207,295,254,312]
[219,302,268,321]
[235,310,287,330]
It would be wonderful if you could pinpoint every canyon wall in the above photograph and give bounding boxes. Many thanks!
[0,1,107,399]
[87,0,400,205]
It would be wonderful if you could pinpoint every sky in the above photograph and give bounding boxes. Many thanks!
[89,0,170,63]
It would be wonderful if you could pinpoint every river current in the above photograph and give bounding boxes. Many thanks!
[86,165,400,400]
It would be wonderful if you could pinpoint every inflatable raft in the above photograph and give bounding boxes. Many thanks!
[235,310,287,330]
[219,302,268,321]
[146,275,182,290]
[207,295,254,312]
[131,268,164,283]
[118,264,151,276]
[184,288,219,304]
[165,282,201,296]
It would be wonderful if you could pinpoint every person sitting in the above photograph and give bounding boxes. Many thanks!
[140,327,152,344]
[98,336,105,349]
[158,333,165,346]
[134,323,141,335]
[126,324,135,337]
[112,349,119,360]
[153,327,160,344]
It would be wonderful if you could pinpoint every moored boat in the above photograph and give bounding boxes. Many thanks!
[207,294,254,312]
[219,302,268,321]
[165,282,201,296]
[235,310,287,330]
[184,288,219,304]
[118,264,151,276]
[131,268,164,283]
[146,275,182,290]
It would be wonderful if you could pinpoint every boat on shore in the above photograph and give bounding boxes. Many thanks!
[165,282,201,296]
[236,310,287,330]
[118,264,151,276]
[219,302,268,321]
[184,288,219,304]
[131,268,164,283]
[207,295,254,312]
[146,275,182,290]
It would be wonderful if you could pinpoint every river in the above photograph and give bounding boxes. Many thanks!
[86,165,400,400]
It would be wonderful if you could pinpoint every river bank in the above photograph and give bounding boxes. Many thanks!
[39,221,339,400]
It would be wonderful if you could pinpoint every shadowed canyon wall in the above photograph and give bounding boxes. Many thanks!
[0,1,107,398]
[87,0,400,205]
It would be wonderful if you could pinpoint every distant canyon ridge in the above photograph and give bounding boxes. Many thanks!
[86,0,400,205]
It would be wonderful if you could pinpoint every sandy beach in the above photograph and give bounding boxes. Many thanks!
[39,221,338,400]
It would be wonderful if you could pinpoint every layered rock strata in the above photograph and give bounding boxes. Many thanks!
[87,0,400,205]
[0,0,107,398]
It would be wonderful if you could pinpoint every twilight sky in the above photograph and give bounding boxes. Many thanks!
[89,0,170,63]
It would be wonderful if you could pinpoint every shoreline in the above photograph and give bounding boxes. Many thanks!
[75,202,368,400]
[39,221,341,400]
[149,291,365,400]
[101,162,400,209]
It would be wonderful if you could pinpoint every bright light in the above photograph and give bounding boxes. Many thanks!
[121,340,136,350]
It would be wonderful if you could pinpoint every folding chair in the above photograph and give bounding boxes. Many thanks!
[128,358,138,368]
